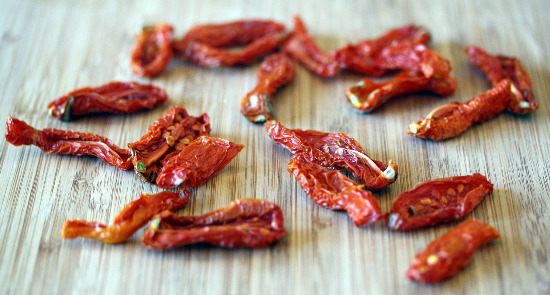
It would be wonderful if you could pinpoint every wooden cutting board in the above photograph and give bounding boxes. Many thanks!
[1,0,548,294]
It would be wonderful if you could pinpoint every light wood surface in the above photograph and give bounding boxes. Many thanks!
[1,0,549,294]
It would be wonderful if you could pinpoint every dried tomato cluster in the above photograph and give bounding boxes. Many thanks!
[5,15,540,285]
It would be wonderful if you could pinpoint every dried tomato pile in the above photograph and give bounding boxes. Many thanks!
[5,15,539,285]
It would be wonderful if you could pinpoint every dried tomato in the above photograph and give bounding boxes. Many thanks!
[466,45,538,114]
[265,121,397,190]
[131,23,174,78]
[172,19,287,67]
[142,199,286,249]
[387,173,493,230]
[180,32,288,67]
[127,106,211,184]
[330,24,430,76]
[47,82,168,121]
[155,136,244,189]
[374,43,452,78]
[288,154,382,226]
[6,116,132,170]
[240,53,296,122]
[172,19,286,53]
[282,16,338,78]
[62,189,189,244]
[346,71,456,113]
[408,79,512,141]
[406,219,500,284]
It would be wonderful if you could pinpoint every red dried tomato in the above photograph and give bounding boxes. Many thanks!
[62,189,190,244]
[406,219,500,284]
[142,199,286,249]
[172,19,287,67]
[172,19,286,53]
[466,45,538,114]
[387,173,493,230]
[408,79,512,141]
[47,82,168,121]
[330,24,430,76]
[288,154,382,226]
[241,53,296,122]
[346,71,456,113]
[282,16,338,78]
[265,121,398,190]
[374,43,452,78]
[180,32,288,67]
[131,23,174,78]
[155,136,244,189]
[5,116,132,170]
[127,106,211,184]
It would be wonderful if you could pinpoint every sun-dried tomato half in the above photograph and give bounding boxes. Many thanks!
[6,116,132,170]
[387,173,493,230]
[131,23,174,77]
[330,24,430,76]
[142,199,286,249]
[127,106,211,184]
[155,136,244,189]
[266,121,397,190]
[406,219,500,284]
[47,82,167,121]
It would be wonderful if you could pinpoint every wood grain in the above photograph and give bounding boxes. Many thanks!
[1,0,549,294]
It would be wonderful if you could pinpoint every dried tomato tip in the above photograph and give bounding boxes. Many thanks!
[282,16,338,78]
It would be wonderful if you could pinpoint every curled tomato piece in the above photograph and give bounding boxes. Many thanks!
[408,79,512,141]
[127,106,211,184]
[181,32,288,67]
[172,19,287,67]
[155,136,244,189]
[47,82,167,121]
[131,23,174,78]
[5,116,132,170]
[406,219,500,284]
[265,121,397,190]
[288,154,382,226]
[330,24,430,76]
[387,173,493,230]
[466,45,538,114]
[241,53,296,123]
[62,190,190,244]
[346,71,456,113]
[374,43,452,78]
[282,16,338,78]
[172,19,286,52]
[142,199,286,249]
